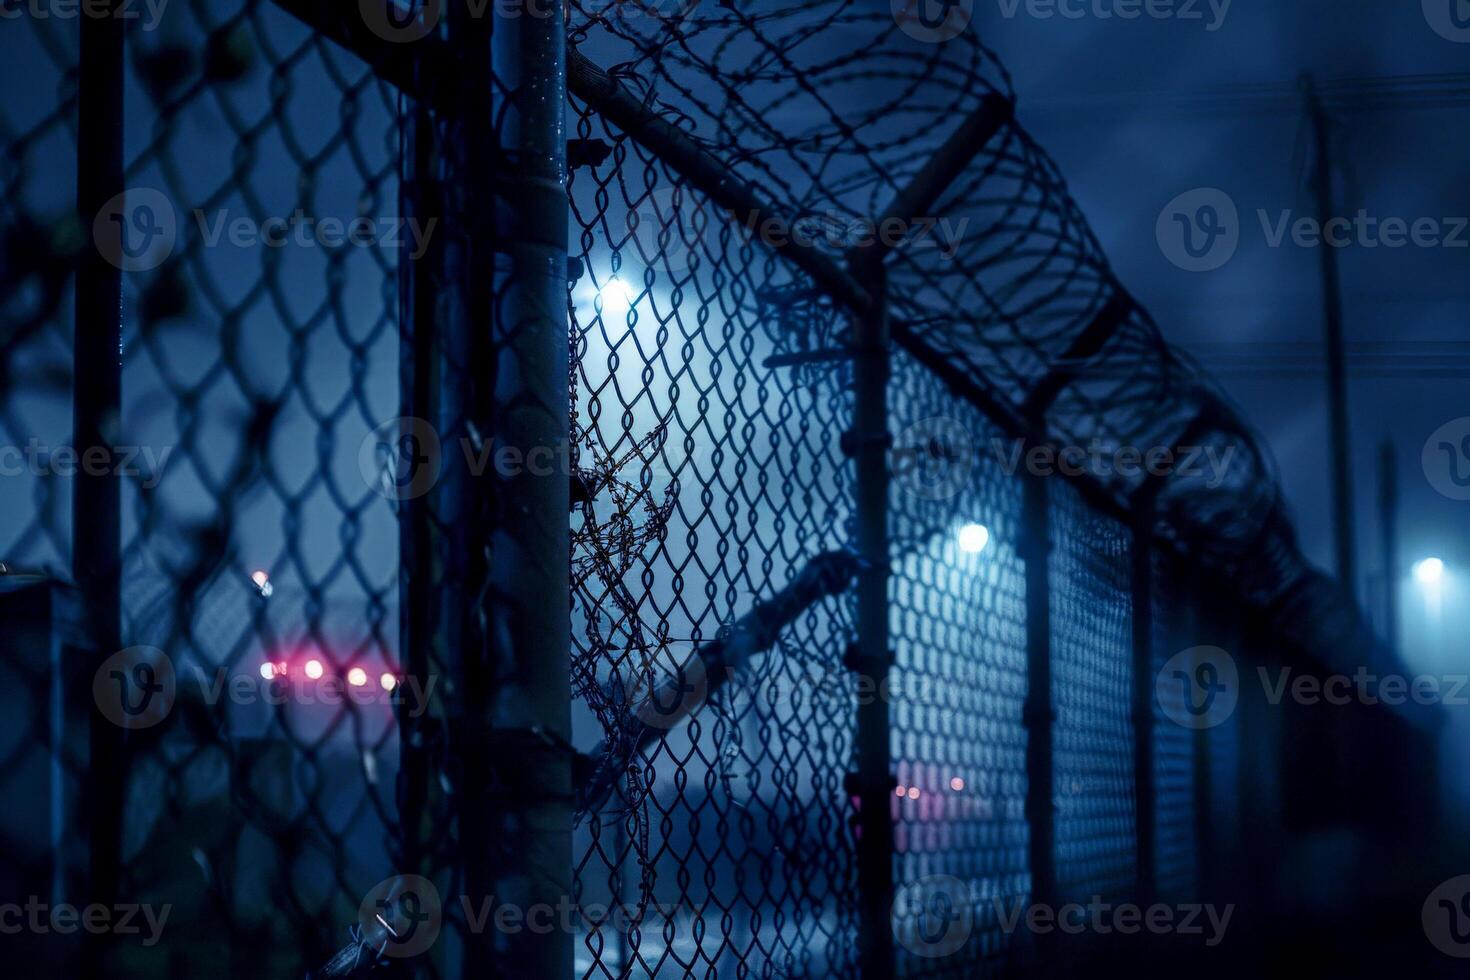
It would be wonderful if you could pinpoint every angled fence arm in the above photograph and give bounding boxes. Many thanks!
[575,549,864,820]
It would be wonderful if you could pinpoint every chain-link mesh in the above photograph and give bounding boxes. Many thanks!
[117,3,404,974]
[1050,487,1135,903]
[886,352,1030,978]
[565,79,862,975]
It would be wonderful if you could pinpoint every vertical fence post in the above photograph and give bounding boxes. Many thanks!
[1130,517,1156,906]
[850,268,896,979]
[396,95,438,895]
[74,4,125,976]
[1020,459,1055,918]
[484,1,572,975]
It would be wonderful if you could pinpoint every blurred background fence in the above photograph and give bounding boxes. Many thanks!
[0,1,1440,977]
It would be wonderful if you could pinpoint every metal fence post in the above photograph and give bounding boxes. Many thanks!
[396,94,439,896]
[481,2,572,975]
[1130,517,1156,907]
[74,4,125,975]
[850,268,896,979]
[1020,461,1056,916]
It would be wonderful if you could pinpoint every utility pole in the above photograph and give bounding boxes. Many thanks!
[1302,76,1357,595]
[1378,440,1399,656]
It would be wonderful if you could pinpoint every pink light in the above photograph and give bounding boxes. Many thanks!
[950,776,965,792]
[304,659,324,680]
[347,667,368,687]
[894,785,906,798]
[381,673,397,692]
[906,787,921,800]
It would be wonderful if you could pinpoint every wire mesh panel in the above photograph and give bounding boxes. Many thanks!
[1050,487,1135,903]
[565,94,861,978]
[0,13,83,951]
[887,353,1030,977]
[0,2,408,973]
[1151,553,1199,903]
[0,14,77,571]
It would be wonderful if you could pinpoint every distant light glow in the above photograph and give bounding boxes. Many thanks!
[304,659,324,680]
[906,786,921,800]
[599,277,635,316]
[950,776,965,792]
[1414,557,1445,586]
[347,667,368,687]
[381,673,397,692]
[957,523,990,555]
[251,570,274,597]
[259,662,275,680]
[894,785,906,798]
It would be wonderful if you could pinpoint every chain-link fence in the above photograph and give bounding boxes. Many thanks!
[0,1,1437,977]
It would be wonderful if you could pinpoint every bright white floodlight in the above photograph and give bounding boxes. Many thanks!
[957,523,990,555]
[1414,557,1445,587]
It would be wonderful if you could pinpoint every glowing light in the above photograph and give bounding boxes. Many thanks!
[598,277,635,316]
[906,786,921,800]
[894,785,906,798]
[259,662,276,680]
[950,776,965,792]
[957,523,990,555]
[251,570,274,597]
[381,673,397,692]
[1414,557,1445,586]
[304,659,324,680]
[347,667,368,687]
